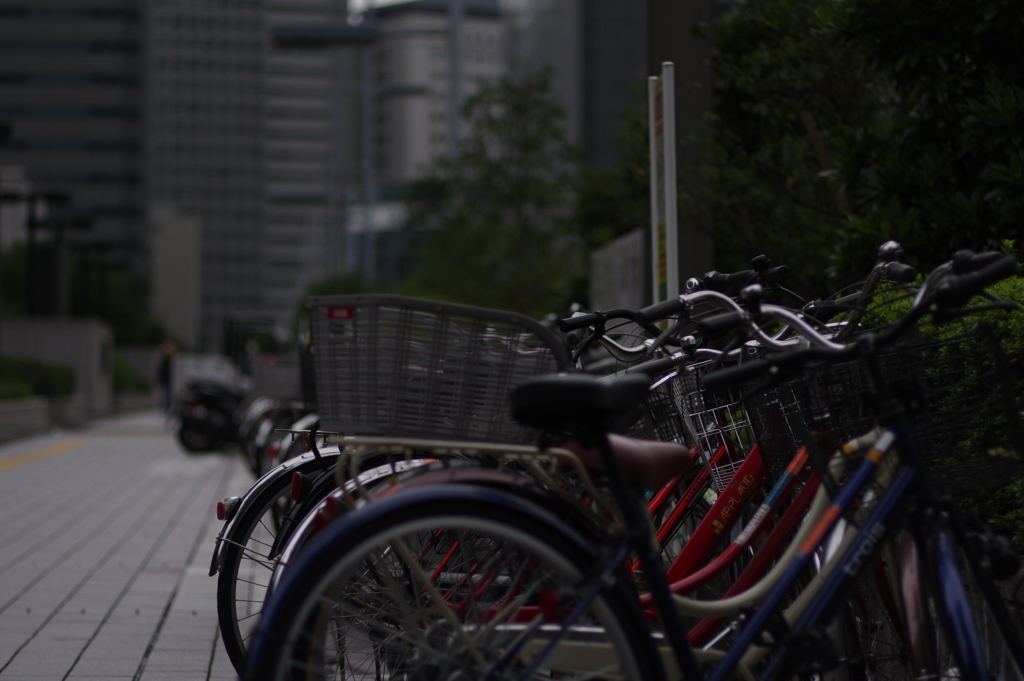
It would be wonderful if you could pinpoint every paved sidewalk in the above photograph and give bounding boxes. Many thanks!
[0,411,255,680]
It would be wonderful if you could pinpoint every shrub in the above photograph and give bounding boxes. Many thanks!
[0,357,74,397]
[0,379,33,400]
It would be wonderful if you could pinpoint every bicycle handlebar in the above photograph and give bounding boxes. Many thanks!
[934,254,1018,305]
[703,270,756,292]
[702,253,1018,392]
[696,311,745,339]
[884,262,917,283]
[759,265,792,285]
[557,312,604,332]
[951,250,1006,274]
[636,298,687,326]
[803,291,862,323]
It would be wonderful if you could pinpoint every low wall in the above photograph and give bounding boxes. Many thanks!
[1,318,114,418]
[50,394,87,428]
[0,397,51,441]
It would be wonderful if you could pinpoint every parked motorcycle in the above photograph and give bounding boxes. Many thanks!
[176,380,249,452]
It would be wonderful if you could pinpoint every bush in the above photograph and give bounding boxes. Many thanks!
[0,357,74,397]
[113,353,149,393]
[0,379,33,400]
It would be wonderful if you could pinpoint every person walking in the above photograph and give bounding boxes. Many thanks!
[157,340,176,417]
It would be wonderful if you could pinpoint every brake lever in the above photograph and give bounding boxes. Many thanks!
[571,320,606,365]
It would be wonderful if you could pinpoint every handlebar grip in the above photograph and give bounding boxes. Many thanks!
[703,270,756,292]
[759,265,791,285]
[884,262,917,283]
[621,355,681,378]
[935,255,1018,305]
[701,359,776,392]
[557,312,603,333]
[804,291,861,322]
[951,250,1006,274]
[696,311,744,339]
[636,298,686,326]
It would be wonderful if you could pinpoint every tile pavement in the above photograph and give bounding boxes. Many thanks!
[0,411,256,680]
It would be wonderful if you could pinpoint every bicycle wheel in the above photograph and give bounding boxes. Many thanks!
[922,517,1024,680]
[245,485,662,681]
[825,556,913,681]
[217,468,299,674]
[218,451,397,674]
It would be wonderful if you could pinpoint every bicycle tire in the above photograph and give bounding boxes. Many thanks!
[825,555,913,681]
[245,485,663,681]
[217,451,396,675]
[217,468,297,674]
[923,514,1024,680]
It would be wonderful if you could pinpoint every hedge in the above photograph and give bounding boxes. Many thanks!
[0,357,75,397]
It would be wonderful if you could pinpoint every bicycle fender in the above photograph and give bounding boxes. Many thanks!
[209,446,341,576]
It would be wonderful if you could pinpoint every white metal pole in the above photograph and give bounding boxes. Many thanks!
[648,75,662,305]
[661,62,679,300]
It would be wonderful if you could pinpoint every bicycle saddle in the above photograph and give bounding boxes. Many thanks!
[511,373,692,489]
[511,373,651,434]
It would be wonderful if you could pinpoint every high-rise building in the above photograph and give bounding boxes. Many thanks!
[263,0,358,328]
[1,0,506,351]
[147,0,357,351]
[344,0,506,285]
[0,0,145,249]
[507,0,647,167]
[374,0,504,186]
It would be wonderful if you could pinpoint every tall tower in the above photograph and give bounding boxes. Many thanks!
[0,0,145,252]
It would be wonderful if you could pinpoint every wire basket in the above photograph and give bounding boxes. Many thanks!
[742,378,809,484]
[899,327,1024,497]
[672,359,758,492]
[756,325,1024,499]
[308,295,570,444]
[629,373,691,445]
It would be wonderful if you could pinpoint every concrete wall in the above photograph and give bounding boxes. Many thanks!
[0,397,50,441]
[151,206,202,351]
[1,318,114,419]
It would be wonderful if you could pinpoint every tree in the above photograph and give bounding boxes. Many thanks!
[401,67,582,319]
[1,243,169,345]
[832,0,1024,278]
[684,0,888,297]
[568,89,653,302]
[687,0,1024,292]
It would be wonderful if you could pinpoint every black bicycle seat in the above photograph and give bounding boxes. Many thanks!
[511,373,651,434]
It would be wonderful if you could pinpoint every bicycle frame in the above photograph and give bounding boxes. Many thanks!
[534,411,1021,681]
[723,411,1024,680]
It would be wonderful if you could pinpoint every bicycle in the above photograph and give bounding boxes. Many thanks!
[244,248,918,677]
[245,250,1024,680]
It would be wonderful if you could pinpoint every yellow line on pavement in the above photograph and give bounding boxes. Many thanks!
[0,439,85,473]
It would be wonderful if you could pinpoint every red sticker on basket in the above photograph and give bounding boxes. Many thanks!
[327,307,355,320]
